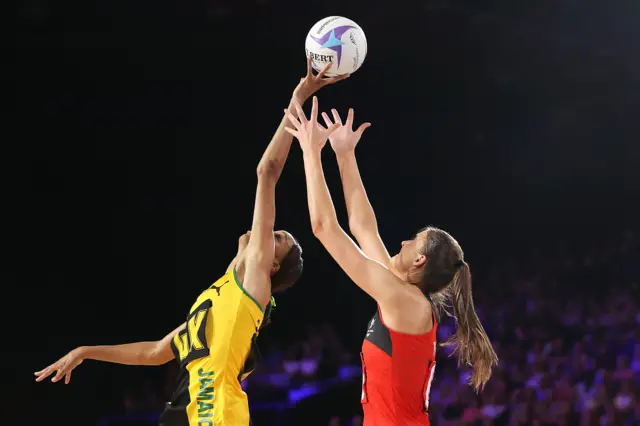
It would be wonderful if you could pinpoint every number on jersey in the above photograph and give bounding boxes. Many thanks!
[173,299,212,365]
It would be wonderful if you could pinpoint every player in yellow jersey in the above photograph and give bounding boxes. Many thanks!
[34,57,347,426]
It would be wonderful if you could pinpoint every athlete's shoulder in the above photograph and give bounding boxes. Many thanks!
[210,268,266,317]
[186,270,241,311]
[208,269,238,295]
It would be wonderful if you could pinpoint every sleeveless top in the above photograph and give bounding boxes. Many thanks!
[360,299,438,426]
[159,269,272,426]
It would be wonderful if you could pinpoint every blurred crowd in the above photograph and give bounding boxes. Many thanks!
[425,231,639,426]
[104,230,639,426]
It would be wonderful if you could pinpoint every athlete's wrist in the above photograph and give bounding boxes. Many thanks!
[335,150,356,163]
[74,346,89,360]
[291,89,310,107]
[302,147,323,159]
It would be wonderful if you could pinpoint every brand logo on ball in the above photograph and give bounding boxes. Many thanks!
[310,25,355,66]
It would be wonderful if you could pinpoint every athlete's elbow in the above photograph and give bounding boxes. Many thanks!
[256,159,282,180]
[348,217,376,239]
[145,342,172,366]
[310,220,323,237]
[311,219,337,239]
[135,348,154,365]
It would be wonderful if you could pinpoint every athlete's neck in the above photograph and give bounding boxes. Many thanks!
[226,250,248,280]
[226,245,249,274]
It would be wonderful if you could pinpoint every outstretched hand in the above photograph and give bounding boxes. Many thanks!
[34,348,85,384]
[284,96,339,154]
[323,108,371,156]
[292,57,350,104]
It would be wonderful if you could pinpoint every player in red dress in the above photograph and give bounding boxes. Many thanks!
[285,101,498,426]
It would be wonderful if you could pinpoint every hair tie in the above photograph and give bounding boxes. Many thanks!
[455,260,465,270]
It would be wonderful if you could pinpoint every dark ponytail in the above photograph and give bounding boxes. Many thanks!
[441,262,498,392]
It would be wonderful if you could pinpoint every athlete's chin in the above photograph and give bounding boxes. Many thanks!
[238,231,251,246]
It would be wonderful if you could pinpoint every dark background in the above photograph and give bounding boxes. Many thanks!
[10,0,640,425]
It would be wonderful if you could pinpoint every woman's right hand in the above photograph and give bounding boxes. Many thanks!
[34,347,85,384]
[292,57,349,105]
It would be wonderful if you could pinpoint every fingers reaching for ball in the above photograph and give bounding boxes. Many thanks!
[292,99,307,124]
[306,59,350,84]
[305,55,313,77]
[294,58,350,102]
[284,97,340,153]
[318,63,350,84]
[321,108,372,156]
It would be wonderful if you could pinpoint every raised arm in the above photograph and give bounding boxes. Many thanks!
[323,109,390,266]
[35,323,185,384]
[285,99,403,307]
[256,58,348,180]
[240,60,348,308]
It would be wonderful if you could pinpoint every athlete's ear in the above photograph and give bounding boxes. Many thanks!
[413,254,426,268]
[270,261,281,276]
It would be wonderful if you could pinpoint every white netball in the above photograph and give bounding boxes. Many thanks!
[305,16,368,77]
